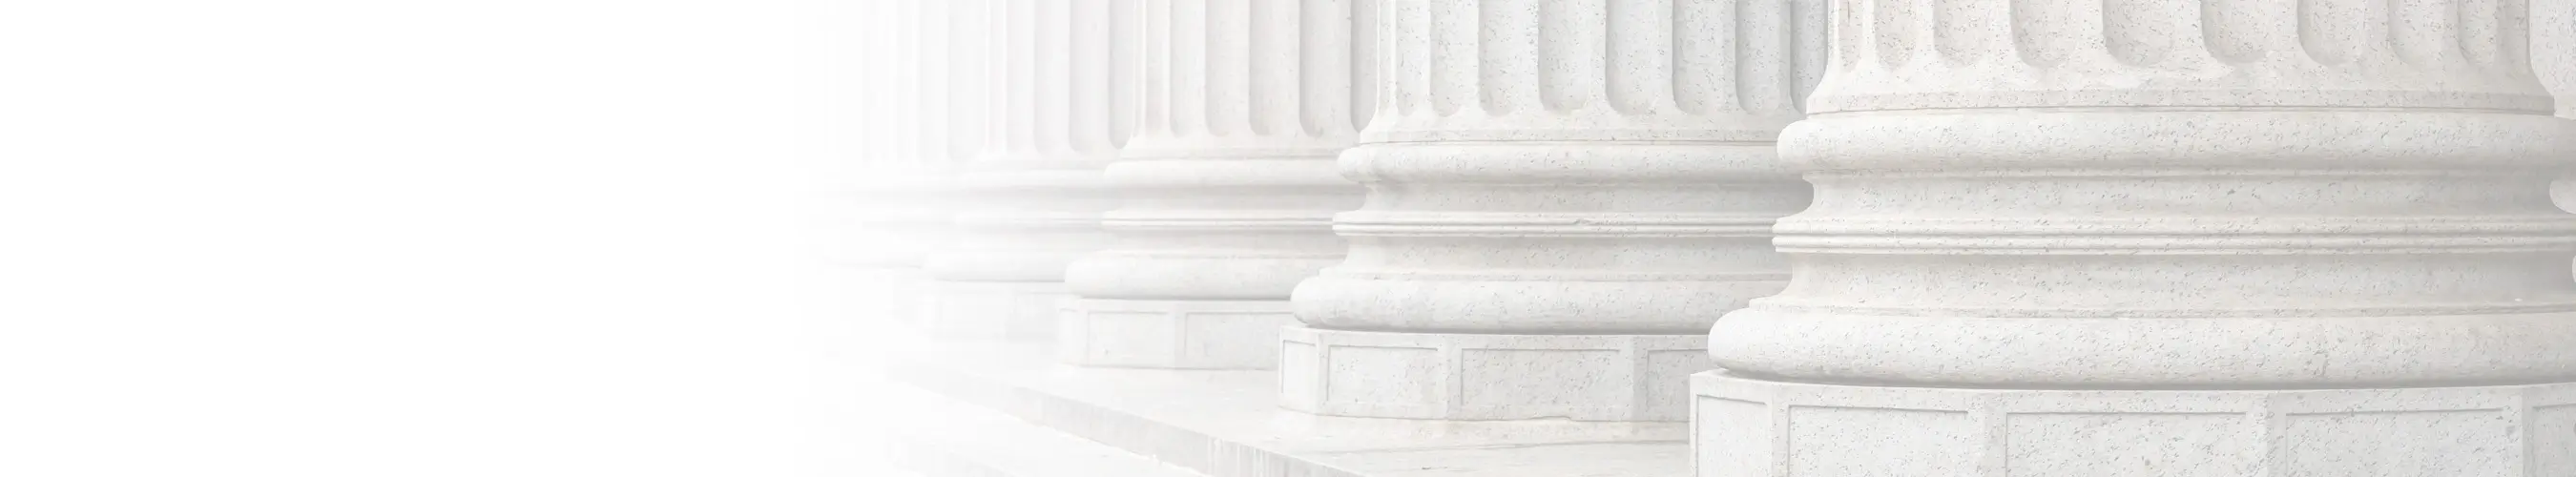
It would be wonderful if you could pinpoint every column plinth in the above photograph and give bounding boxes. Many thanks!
[1057,0,1368,368]
[1698,0,2576,473]
[1279,326,1709,421]
[1287,0,1822,421]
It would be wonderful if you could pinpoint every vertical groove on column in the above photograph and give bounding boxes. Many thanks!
[1209,0,1247,137]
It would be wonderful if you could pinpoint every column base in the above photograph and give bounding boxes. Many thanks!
[918,280,1066,340]
[1056,299,1295,369]
[1692,371,2576,477]
[1279,326,1710,422]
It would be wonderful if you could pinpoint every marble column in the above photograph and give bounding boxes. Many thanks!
[1698,1,2576,475]
[840,0,951,326]
[2544,0,2576,218]
[921,0,1134,339]
[1283,0,1822,421]
[1058,0,1374,369]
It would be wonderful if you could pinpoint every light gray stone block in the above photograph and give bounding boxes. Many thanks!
[1057,299,1296,369]
[1693,371,2576,477]
[1279,326,1710,422]
[920,280,1067,340]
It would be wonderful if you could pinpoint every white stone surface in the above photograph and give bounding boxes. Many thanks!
[1291,0,1824,334]
[1278,326,1709,422]
[918,280,1066,340]
[922,0,1134,338]
[883,383,1204,477]
[886,338,1689,477]
[838,0,983,325]
[1059,0,1374,369]
[1057,299,1297,369]
[2542,0,2576,217]
[1700,0,2576,474]
[1694,371,2576,477]
[1282,0,1823,422]
[1707,0,2576,388]
[853,267,932,328]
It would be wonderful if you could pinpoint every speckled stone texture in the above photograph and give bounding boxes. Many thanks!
[1056,300,1296,368]
[2541,0,2576,240]
[1057,0,1372,369]
[1279,326,1710,422]
[1283,0,1823,421]
[921,0,1131,338]
[1695,371,2576,477]
[1699,0,2576,474]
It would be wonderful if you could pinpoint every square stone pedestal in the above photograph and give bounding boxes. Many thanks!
[1056,299,1296,369]
[1692,371,2576,477]
[918,280,1067,339]
[1280,326,1712,422]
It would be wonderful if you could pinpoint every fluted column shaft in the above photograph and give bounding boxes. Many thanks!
[842,0,969,325]
[1278,0,1821,422]
[921,0,1133,338]
[1696,2,2576,475]
[860,0,979,262]
[1056,0,1373,368]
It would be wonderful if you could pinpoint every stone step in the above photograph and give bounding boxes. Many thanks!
[883,382,1204,477]
[883,336,1691,477]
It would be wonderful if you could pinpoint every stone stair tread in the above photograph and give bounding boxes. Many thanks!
[883,383,1205,477]
[884,336,1690,477]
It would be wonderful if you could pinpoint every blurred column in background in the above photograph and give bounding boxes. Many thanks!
[1058,0,1377,369]
[1699,0,2576,474]
[839,0,951,326]
[921,0,1136,339]
[1281,0,1823,421]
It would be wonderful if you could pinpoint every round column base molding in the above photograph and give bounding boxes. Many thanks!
[1691,371,2576,477]
[1278,326,1711,422]
[918,280,1067,340]
[1055,299,1297,370]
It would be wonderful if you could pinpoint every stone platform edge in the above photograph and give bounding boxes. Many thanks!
[883,384,1205,477]
[885,355,1370,477]
[1691,370,2576,477]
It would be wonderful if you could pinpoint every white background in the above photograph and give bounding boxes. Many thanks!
[0,1,890,475]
